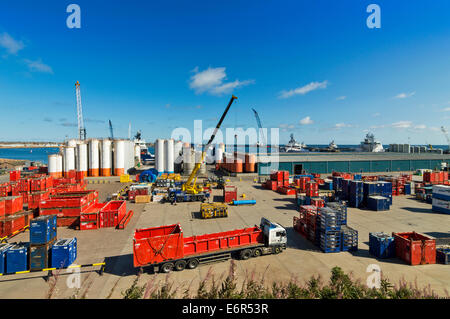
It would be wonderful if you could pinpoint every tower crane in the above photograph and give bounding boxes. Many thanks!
[168,95,237,203]
[252,108,267,147]
[75,81,87,140]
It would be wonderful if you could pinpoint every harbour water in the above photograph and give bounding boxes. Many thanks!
[0,147,59,164]
[0,145,447,164]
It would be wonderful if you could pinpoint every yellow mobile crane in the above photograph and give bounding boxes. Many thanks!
[168,95,237,203]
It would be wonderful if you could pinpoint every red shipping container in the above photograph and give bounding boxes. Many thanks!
[9,170,21,182]
[283,171,289,181]
[223,186,237,203]
[311,198,325,208]
[99,201,126,228]
[4,196,23,215]
[20,192,28,204]
[393,232,436,265]
[28,191,51,210]
[10,183,19,196]
[0,211,32,237]
[0,199,5,217]
[80,220,98,230]
[56,216,80,228]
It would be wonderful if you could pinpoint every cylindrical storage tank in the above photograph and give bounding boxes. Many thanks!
[215,144,223,163]
[76,143,88,177]
[100,139,112,176]
[195,151,206,175]
[56,154,63,178]
[88,139,100,177]
[134,144,141,163]
[174,141,183,164]
[48,154,58,178]
[245,154,256,172]
[67,139,78,147]
[235,158,243,173]
[63,146,75,177]
[165,139,174,174]
[114,139,125,176]
[155,139,165,174]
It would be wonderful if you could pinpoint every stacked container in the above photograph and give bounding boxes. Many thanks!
[0,243,12,274]
[29,215,57,270]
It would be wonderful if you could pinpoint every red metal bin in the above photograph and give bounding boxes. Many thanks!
[393,232,436,265]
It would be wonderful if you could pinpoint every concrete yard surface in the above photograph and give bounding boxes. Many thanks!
[0,179,449,298]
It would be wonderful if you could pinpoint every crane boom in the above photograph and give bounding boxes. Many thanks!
[182,95,237,193]
[252,108,266,146]
[75,81,86,140]
[109,120,114,139]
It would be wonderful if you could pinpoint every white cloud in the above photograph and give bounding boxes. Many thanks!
[24,59,53,74]
[0,32,24,55]
[279,80,328,99]
[414,124,426,130]
[372,112,381,117]
[442,107,450,112]
[299,116,313,125]
[391,121,412,129]
[429,127,441,132]
[334,123,352,129]
[189,66,253,95]
[336,96,346,101]
[394,92,415,99]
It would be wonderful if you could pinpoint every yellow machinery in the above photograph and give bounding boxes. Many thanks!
[181,95,237,196]
[200,203,228,219]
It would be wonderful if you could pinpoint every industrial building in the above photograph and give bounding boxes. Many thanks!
[258,152,450,175]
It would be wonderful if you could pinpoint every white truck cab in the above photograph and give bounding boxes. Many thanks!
[260,217,287,247]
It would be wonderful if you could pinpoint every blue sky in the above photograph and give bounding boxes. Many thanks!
[0,0,449,145]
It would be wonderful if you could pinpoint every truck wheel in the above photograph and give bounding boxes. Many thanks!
[174,260,187,271]
[240,249,252,260]
[160,262,174,273]
[273,246,281,254]
[187,258,199,269]
[252,248,262,258]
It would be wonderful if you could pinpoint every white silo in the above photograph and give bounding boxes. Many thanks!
[88,139,100,177]
[67,139,78,147]
[48,154,58,178]
[76,142,88,177]
[182,143,193,175]
[165,139,174,174]
[174,140,183,164]
[155,139,165,174]
[100,139,112,176]
[195,151,206,175]
[134,144,141,163]
[63,146,75,177]
[56,154,63,178]
[124,140,135,174]
[114,139,125,176]
[215,143,224,163]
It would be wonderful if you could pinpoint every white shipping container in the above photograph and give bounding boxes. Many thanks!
[432,185,450,198]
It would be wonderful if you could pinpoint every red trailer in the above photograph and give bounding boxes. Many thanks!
[133,217,287,273]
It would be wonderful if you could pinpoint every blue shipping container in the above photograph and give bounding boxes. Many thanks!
[404,183,411,195]
[30,215,57,245]
[51,238,77,268]
[0,243,13,274]
[369,232,395,258]
[6,243,29,273]
[367,196,390,211]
